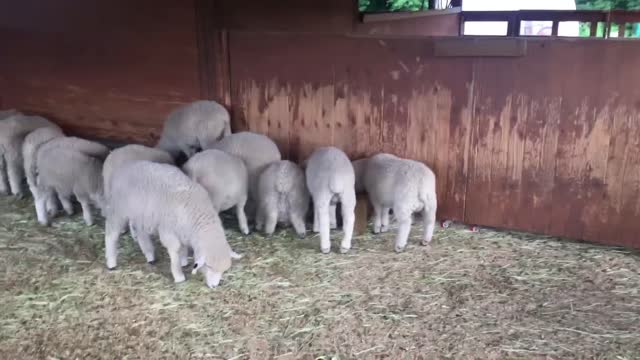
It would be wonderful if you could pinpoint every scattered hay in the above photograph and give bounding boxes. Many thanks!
[1,195,640,359]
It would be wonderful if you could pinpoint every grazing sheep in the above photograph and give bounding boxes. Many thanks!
[35,137,109,226]
[360,153,437,252]
[105,161,241,288]
[22,127,65,215]
[256,160,310,237]
[207,131,281,201]
[0,114,60,197]
[305,147,356,254]
[156,100,231,161]
[22,127,64,196]
[102,144,174,197]
[182,149,250,235]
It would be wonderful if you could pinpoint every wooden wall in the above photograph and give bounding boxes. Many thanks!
[0,0,201,144]
[2,0,640,248]
[227,33,640,247]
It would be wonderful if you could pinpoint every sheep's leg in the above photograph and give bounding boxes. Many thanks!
[236,200,250,235]
[0,155,8,195]
[7,158,24,198]
[339,190,356,254]
[289,210,306,238]
[136,230,156,264]
[264,209,278,236]
[313,208,319,233]
[35,193,50,226]
[314,193,332,254]
[46,194,60,216]
[381,207,391,233]
[421,204,436,248]
[79,197,94,226]
[167,247,186,283]
[372,204,383,234]
[255,206,264,232]
[60,196,74,215]
[329,204,337,229]
[105,218,125,270]
[394,207,413,253]
[179,246,189,267]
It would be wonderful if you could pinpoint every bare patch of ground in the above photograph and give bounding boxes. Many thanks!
[1,195,640,359]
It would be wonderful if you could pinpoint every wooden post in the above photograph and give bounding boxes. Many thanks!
[618,22,626,38]
[551,21,559,36]
[355,193,369,236]
[590,21,598,37]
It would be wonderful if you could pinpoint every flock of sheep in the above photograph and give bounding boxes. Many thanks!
[0,101,438,288]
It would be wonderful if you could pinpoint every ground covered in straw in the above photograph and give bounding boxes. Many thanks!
[1,196,640,360]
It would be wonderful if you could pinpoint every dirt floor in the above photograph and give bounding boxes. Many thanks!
[1,195,640,360]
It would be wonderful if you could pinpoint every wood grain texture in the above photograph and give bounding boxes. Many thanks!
[0,0,201,144]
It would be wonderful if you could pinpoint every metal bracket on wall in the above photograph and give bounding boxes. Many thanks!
[434,37,527,57]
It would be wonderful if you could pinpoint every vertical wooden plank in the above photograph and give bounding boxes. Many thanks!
[551,21,559,36]
[590,22,598,37]
[618,23,626,38]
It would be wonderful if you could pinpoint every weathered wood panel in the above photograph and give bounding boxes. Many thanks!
[229,33,471,221]
[0,0,201,144]
[229,33,640,248]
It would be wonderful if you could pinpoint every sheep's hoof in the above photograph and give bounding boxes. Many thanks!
[107,266,117,271]
[147,260,157,265]
[394,245,406,253]
[174,275,186,284]
[339,246,350,254]
[38,220,51,227]
[321,247,331,254]
[373,228,381,234]
[297,232,306,239]
[380,226,389,233]
[14,192,24,200]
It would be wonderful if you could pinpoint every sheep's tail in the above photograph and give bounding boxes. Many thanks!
[329,175,344,195]
[419,172,437,212]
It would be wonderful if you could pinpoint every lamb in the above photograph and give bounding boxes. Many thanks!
[156,100,231,161]
[359,153,437,252]
[22,127,65,197]
[102,144,174,198]
[35,137,110,226]
[207,131,282,206]
[305,147,356,254]
[182,149,250,235]
[105,161,241,288]
[256,160,310,237]
[0,114,60,197]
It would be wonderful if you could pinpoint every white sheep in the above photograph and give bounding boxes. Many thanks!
[305,147,356,254]
[105,160,241,288]
[182,149,250,235]
[358,153,437,252]
[22,126,65,214]
[102,144,174,198]
[35,137,110,226]
[256,160,310,237]
[207,131,282,207]
[156,100,231,160]
[0,114,60,197]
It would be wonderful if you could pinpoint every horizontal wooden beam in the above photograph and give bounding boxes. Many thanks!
[434,37,527,57]
[362,7,461,23]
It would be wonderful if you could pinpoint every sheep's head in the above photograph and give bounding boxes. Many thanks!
[192,246,233,289]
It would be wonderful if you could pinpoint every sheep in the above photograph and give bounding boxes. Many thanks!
[358,153,437,252]
[207,131,282,211]
[182,149,250,235]
[102,144,174,198]
[102,144,176,247]
[22,126,65,214]
[35,137,110,226]
[0,114,60,197]
[156,100,231,161]
[305,147,356,254]
[255,160,310,237]
[105,160,241,288]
